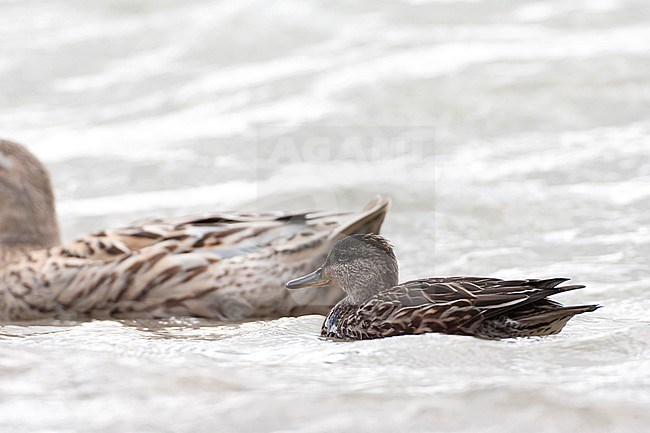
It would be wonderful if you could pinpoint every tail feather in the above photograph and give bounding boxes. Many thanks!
[329,195,390,240]
[552,284,586,293]
[532,277,571,289]
[472,278,599,338]
[516,304,600,325]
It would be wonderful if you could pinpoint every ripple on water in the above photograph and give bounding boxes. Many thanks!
[2,0,650,431]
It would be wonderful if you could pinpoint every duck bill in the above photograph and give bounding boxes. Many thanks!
[286,267,331,290]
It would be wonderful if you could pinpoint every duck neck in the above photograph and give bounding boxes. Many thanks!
[0,141,61,266]
[341,269,399,306]
[342,288,376,306]
[0,182,60,265]
[0,243,38,267]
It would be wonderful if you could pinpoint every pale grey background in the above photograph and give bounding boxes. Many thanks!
[0,1,649,432]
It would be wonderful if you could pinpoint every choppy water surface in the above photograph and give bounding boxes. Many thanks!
[1,0,649,432]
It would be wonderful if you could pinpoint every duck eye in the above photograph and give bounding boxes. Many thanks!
[338,251,349,261]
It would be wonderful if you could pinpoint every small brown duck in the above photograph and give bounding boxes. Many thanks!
[286,234,599,340]
[0,139,389,321]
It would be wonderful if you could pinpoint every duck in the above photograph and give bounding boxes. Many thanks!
[0,139,389,321]
[286,234,599,340]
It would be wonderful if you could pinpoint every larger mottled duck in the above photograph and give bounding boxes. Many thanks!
[0,139,389,321]
[287,234,599,340]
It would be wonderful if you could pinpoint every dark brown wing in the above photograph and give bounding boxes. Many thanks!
[336,277,585,339]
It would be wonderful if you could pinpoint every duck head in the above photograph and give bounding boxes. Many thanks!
[0,140,60,253]
[286,234,399,304]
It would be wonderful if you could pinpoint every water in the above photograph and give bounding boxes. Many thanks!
[1,0,649,432]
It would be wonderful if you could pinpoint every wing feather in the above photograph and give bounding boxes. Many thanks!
[331,277,587,338]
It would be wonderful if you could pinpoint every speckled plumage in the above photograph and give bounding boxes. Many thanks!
[321,276,599,339]
[287,234,599,340]
[0,139,389,321]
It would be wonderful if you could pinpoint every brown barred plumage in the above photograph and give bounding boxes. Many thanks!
[287,234,600,340]
[0,139,389,320]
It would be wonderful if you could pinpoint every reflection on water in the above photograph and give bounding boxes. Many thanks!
[1,0,649,432]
